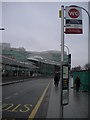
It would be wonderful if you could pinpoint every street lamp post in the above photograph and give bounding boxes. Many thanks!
[60,44,70,64]
[60,44,69,55]
[64,45,69,55]
[64,45,70,64]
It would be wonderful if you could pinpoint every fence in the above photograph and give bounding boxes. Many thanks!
[73,70,90,91]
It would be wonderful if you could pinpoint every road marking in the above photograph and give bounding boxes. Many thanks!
[11,104,21,112]
[19,104,32,112]
[2,103,32,113]
[3,104,13,111]
[28,81,51,120]
[0,103,8,109]
[5,96,11,100]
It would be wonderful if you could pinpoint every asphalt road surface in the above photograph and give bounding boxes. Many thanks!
[2,78,52,119]
[1,77,88,119]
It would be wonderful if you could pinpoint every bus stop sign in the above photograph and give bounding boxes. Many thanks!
[65,7,83,34]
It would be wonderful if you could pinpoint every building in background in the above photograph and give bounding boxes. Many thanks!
[0,43,11,50]
[1,43,70,77]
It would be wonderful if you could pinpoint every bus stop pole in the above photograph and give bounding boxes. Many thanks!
[88,2,90,64]
[61,6,64,62]
[60,5,64,118]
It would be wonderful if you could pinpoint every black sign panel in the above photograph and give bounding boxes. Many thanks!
[66,19,82,24]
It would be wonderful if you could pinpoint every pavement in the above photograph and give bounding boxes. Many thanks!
[1,77,89,118]
[47,80,60,118]
[47,77,88,118]
[0,77,40,86]
[63,77,88,118]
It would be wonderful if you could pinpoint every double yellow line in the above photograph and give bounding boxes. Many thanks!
[28,81,51,120]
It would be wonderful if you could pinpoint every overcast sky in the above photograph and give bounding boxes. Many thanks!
[1,1,90,67]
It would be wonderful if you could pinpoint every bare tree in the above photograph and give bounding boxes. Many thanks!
[84,63,90,70]
[72,65,81,71]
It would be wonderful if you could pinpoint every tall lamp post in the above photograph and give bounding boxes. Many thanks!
[60,44,70,64]
[64,45,69,55]
[60,44,69,55]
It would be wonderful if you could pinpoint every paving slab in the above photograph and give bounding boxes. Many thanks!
[47,80,60,118]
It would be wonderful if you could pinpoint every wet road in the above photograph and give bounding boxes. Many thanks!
[2,78,52,119]
[1,77,89,119]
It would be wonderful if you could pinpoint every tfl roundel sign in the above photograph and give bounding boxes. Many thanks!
[66,7,82,20]
[65,7,83,34]
[68,8,80,18]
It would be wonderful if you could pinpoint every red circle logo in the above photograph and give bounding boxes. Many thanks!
[68,8,80,18]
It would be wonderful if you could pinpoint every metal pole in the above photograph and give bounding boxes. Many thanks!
[61,6,64,62]
[88,2,90,64]
[88,16,90,63]
[60,5,64,118]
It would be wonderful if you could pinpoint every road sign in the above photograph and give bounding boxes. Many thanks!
[65,7,83,34]
[62,89,69,105]
[63,66,69,79]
